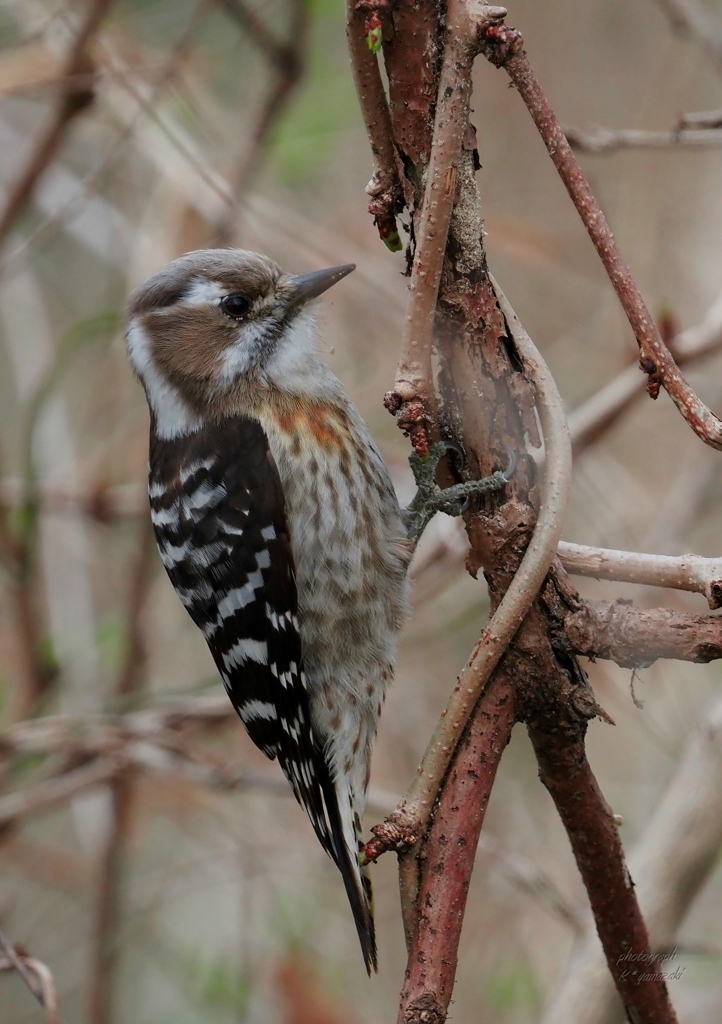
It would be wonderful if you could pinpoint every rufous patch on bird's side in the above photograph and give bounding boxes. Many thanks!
[273,401,350,450]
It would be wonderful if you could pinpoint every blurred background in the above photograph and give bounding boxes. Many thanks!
[1,0,722,1021]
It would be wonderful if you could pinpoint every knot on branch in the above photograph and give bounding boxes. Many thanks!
[368,188,404,252]
[60,52,97,119]
[354,0,391,11]
[385,393,432,457]
[639,354,661,400]
[478,10,523,67]
[402,993,446,1024]
[361,819,418,864]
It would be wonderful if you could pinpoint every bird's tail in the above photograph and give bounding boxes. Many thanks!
[317,759,377,973]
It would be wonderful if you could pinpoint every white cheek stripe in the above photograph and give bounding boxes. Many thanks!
[126,320,204,441]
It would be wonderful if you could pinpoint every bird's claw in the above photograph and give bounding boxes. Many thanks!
[406,440,516,542]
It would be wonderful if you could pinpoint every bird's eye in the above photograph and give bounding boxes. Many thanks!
[221,294,251,319]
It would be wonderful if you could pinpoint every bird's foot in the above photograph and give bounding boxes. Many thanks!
[406,440,516,542]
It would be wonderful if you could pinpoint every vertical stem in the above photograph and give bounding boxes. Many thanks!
[397,673,515,1024]
[529,727,680,1024]
[87,524,154,1024]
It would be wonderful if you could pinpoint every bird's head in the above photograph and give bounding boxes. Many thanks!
[126,248,355,438]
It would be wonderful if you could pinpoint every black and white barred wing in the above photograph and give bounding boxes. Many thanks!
[148,416,332,857]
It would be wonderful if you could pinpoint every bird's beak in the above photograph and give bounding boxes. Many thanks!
[288,264,355,306]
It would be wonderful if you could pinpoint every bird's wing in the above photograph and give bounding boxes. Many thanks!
[148,415,334,857]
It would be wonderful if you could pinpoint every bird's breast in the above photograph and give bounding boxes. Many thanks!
[254,399,410,680]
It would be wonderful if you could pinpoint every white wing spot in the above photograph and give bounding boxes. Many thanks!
[150,505,179,528]
[180,457,216,484]
[238,700,277,724]
[223,638,269,669]
[183,480,226,513]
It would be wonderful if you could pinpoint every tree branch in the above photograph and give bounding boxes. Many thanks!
[345,1,404,249]
[564,124,722,153]
[569,287,722,454]
[212,0,308,244]
[0,928,63,1024]
[396,671,515,1024]
[88,522,154,1024]
[558,541,722,609]
[542,693,722,1024]
[388,3,508,440]
[528,729,679,1024]
[564,598,722,668]
[480,14,722,451]
[0,0,113,248]
[378,282,572,853]
[651,0,722,73]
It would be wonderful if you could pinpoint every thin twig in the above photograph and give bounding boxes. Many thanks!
[1,0,215,279]
[212,0,308,244]
[480,15,722,451]
[0,479,145,520]
[529,730,679,1024]
[558,542,722,609]
[652,0,722,73]
[346,0,404,248]
[0,757,124,829]
[569,288,722,454]
[0,0,113,248]
[0,928,63,1024]
[564,124,722,153]
[478,834,586,933]
[542,694,722,1024]
[0,928,43,1003]
[88,522,155,1024]
[220,0,290,58]
[679,107,722,128]
[389,3,508,449]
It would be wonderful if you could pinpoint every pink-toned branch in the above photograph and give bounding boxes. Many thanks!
[480,15,722,452]
[529,728,679,1024]
[543,693,722,1024]
[569,288,722,455]
[396,672,515,1024]
[345,1,403,247]
[389,3,507,430]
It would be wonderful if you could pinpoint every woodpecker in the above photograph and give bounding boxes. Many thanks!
[126,249,513,972]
